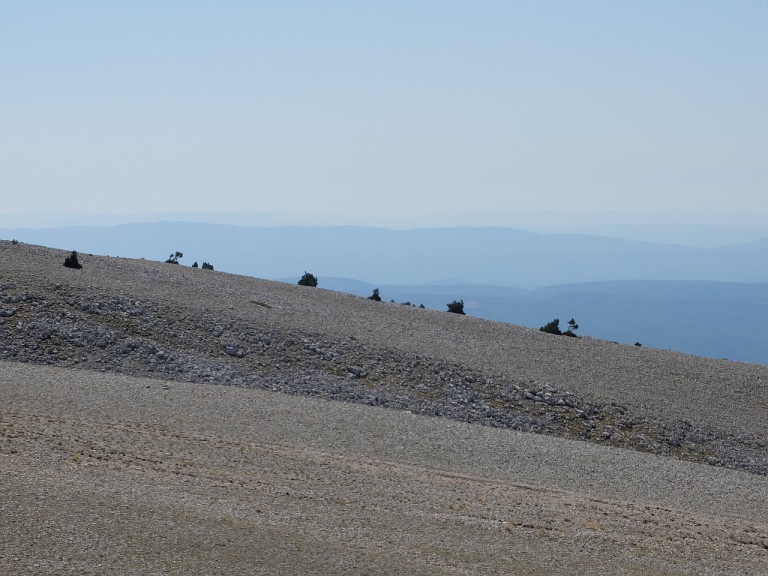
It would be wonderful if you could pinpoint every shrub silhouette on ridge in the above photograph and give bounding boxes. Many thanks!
[447,300,465,315]
[563,318,579,337]
[540,319,561,335]
[63,250,82,270]
[298,272,318,287]
[165,251,183,264]
[540,318,579,337]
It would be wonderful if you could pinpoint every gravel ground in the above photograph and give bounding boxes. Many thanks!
[1,362,766,575]
[1,240,767,574]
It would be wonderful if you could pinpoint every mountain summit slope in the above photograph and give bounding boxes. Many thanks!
[2,240,766,474]
[2,240,767,574]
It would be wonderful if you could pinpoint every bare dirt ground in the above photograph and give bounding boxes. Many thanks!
[1,362,766,575]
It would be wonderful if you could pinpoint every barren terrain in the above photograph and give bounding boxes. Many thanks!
[1,240,767,574]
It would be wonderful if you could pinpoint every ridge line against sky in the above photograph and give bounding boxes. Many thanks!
[1,1,766,222]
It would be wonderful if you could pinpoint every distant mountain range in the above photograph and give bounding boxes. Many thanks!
[4,209,768,246]
[3,222,767,364]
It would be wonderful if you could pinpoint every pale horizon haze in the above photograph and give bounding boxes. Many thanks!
[1,1,767,227]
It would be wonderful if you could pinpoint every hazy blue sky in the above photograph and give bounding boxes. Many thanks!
[1,1,766,224]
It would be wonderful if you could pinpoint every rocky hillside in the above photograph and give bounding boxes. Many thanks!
[1,240,766,475]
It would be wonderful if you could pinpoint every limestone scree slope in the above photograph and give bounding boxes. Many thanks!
[0,240,766,574]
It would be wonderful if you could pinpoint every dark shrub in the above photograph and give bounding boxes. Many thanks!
[447,300,465,314]
[368,288,382,301]
[202,262,214,270]
[541,318,580,337]
[298,271,318,287]
[192,261,199,268]
[63,250,82,269]
[540,319,561,335]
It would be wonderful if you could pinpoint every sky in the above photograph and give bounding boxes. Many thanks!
[1,1,767,226]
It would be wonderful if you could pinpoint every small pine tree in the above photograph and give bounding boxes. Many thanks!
[63,250,82,270]
[368,288,382,301]
[447,300,465,315]
[202,262,214,270]
[192,261,199,268]
[563,318,579,337]
[165,251,183,264]
[298,271,318,287]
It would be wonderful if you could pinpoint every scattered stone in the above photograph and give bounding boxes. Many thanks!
[347,366,368,378]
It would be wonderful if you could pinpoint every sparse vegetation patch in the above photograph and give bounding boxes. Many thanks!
[540,318,579,337]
